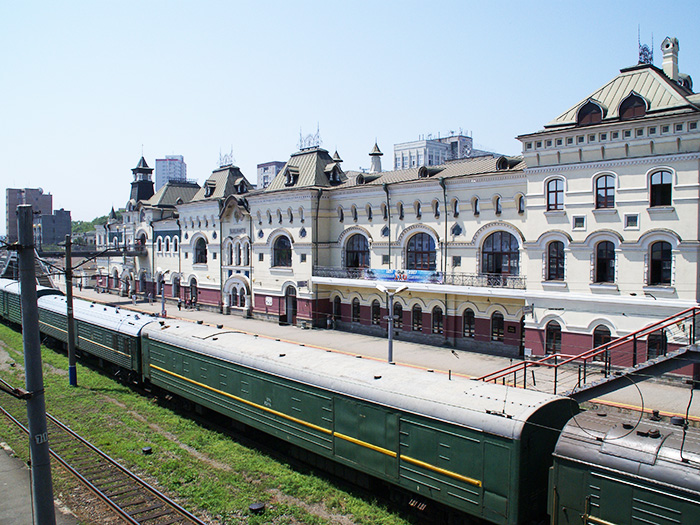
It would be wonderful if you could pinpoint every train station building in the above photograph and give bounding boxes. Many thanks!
[96,37,700,361]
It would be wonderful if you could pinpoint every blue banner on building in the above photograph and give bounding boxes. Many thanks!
[370,269,443,284]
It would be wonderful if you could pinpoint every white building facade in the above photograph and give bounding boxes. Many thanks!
[96,38,700,371]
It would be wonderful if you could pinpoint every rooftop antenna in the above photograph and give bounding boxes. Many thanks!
[638,25,653,65]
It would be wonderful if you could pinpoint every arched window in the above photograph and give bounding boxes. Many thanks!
[397,202,404,220]
[381,203,388,221]
[452,198,460,218]
[371,300,381,325]
[345,234,369,268]
[494,196,502,215]
[157,237,163,252]
[393,303,403,328]
[577,100,603,126]
[351,205,358,222]
[338,207,344,222]
[593,325,611,362]
[650,170,672,207]
[366,205,373,221]
[649,241,672,285]
[412,305,422,331]
[595,241,615,283]
[491,312,504,342]
[463,309,475,338]
[415,202,422,219]
[243,242,250,265]
[473,197,480,216]
[239,288,246,308]
[595,175,615,209]
[647,331,667,359]
[173,237,178,252]
[236,243,242,266]
[517,195,525,214]
[482,231,519,276]
[547,241,565,281]
[545,321,562,354]
[273,236,292,267]
[194,238,207,264]
[433,201,440,219]
[619,93,646,120]
[547,179,564,211]
[165,237,170,252]
[406,233,436,270]
[352,298,361,323]
[432,306,443,334]
[227,243,234,265]
[333,296,341,321]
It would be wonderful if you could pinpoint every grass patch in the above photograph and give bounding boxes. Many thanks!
[0,323,412,524]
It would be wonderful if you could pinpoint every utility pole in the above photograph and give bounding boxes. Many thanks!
[17,205,57,524]
[65,234,77,386]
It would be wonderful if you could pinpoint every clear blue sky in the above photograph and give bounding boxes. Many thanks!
[2,1,699,232]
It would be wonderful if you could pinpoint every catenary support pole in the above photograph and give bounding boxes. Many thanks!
[17,205,57,524]
[65,234,77,386]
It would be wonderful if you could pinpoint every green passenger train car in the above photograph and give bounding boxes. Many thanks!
[549,409,700,524]
[39,294,154,372]
[0,278,63,326]
[141,321,578,524]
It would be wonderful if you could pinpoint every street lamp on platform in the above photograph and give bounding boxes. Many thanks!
[376,284,408,364]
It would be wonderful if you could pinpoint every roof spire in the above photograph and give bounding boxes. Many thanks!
[638,25,653,65]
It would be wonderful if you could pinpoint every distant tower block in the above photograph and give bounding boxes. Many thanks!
[369,142,383,173]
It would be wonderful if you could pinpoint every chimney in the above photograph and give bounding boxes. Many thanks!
[661,37,679,82]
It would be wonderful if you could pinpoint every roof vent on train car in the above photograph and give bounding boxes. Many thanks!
[217,324,223,329]
[671,416,686,426]
[650,410,662,421]
[648,429,661,439]
[197,320,203,324]
[374,375,382,380]
[279,353,286,357]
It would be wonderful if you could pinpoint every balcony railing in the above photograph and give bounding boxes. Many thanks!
[312,266,526,289]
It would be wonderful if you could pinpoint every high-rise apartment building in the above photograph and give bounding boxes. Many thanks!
[5,188,53,243]
[257,161,286,188]
[155,155,187,191]
[393,133,496,169]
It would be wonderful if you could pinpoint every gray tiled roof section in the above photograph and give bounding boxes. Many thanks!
[341,155,524,188]
[145,181,200,207]
[192,166,253,202]
[547,64,697,127]
[266,148,347,191]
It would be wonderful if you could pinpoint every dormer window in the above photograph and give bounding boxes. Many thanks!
[619,92,647,120]
[284,167,299,186]
[237,182,247,194]
[577,100,604,126]
[204,183,215,197]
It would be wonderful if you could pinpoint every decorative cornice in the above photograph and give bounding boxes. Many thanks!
[525,151,700,174]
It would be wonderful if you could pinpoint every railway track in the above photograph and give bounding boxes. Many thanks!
[0,402,207,525]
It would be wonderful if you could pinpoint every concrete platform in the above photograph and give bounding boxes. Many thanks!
[66,286,700,420]
[0,444,77,525]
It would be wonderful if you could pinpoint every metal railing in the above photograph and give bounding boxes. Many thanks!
[312,266,526,289]
[478,306,700,394]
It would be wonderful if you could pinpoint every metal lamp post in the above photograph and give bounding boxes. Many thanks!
[377,284,408,364]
